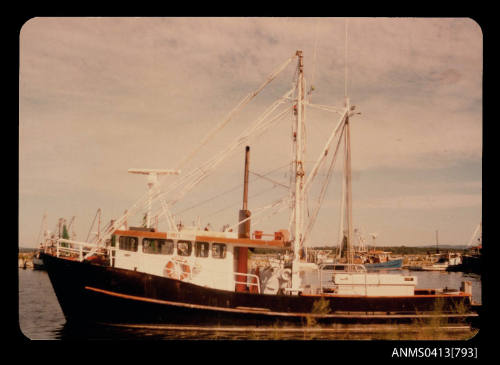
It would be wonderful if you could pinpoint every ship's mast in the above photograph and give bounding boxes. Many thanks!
[344,97,355,267]
[291,50,305,290]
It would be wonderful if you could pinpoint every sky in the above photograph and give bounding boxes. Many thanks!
[19,17,482,248]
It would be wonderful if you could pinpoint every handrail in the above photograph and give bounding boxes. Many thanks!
[233,272,261,294]
[58,238,102,248]
[50,238,262,294]
[50,238,111,261]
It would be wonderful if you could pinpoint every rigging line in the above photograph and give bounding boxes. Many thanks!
[163,104,292,207]
[247,197,291,229]
[174,184,243,216]
[85,210,101,242]
[303,108,349,193]
[203,185,280,220]
[303,121,345,244]
[149,160,293,222]
[102,186,156,236]
[154,89,294,208]
[305,102,344,114]
[249,171,289,189]
[173,54,297,173]
[228,195,290,232]
[157,90,294,202]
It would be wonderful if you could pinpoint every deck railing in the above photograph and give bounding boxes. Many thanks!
[51,238,109,261]
[47,238,262,293]
[233,272,261,294]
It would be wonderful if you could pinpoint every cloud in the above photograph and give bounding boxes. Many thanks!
[360,192,481,210]
[19,17,482,246]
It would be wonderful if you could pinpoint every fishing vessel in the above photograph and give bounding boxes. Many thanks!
[363,256,403,271]
[352,231,403,271]
[447,222,481,274]
[32,250,45,270]
[41,50,476,327]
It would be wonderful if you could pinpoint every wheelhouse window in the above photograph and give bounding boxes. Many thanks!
[177,240,192,256]
[118,236,138,252]
[195,241,209,257]
[142,238,174,255]
[212,243,226,259]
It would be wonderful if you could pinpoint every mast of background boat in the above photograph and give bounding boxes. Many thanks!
[291,50,305,292]
[36,212,47,248]
[436,230,439,254]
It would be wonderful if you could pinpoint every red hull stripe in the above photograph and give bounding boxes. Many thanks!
[84,286,475,319]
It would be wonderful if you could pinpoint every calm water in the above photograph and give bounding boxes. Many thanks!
[18,268,481,340]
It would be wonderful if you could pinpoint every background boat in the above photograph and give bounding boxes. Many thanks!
[364,258,403,271]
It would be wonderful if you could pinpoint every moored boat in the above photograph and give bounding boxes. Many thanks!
[41,50,476,328]
[364,258,403,271]
[447,223,481,274]
[32,250,45,270]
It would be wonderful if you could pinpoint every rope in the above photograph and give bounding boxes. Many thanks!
[249,171,289,189]
[159,95,293,206]
[100,95,291,239]
[205,185,280,221]
[303,108,348,193]
[174,53,297,172]
[227,194,290,232]
[97,55,297,240]
[303,121,346,245]
[147,103,292,226]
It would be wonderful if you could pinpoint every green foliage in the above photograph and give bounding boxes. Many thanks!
[62,224,70,239]
[311,297,331,315]
[306,297,332,327]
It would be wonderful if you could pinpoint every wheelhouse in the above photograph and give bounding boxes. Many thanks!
[109,228,290,292]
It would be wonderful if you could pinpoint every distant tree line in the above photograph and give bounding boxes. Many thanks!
[310,245,466,255]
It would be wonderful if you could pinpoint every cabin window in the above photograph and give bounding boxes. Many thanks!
[118,236,138,252]
[195,241,209,257]
[177,240,192,256]
[142,238,174,255]
[212,243,226,259]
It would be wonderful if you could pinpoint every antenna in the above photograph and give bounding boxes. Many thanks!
[128,168,180,228]
[344,18,349,99]
[370,233,378,251]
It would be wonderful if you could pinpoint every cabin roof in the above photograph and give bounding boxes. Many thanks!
[113,229,290,249]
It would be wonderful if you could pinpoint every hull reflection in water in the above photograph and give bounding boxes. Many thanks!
[55,322,477,340]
